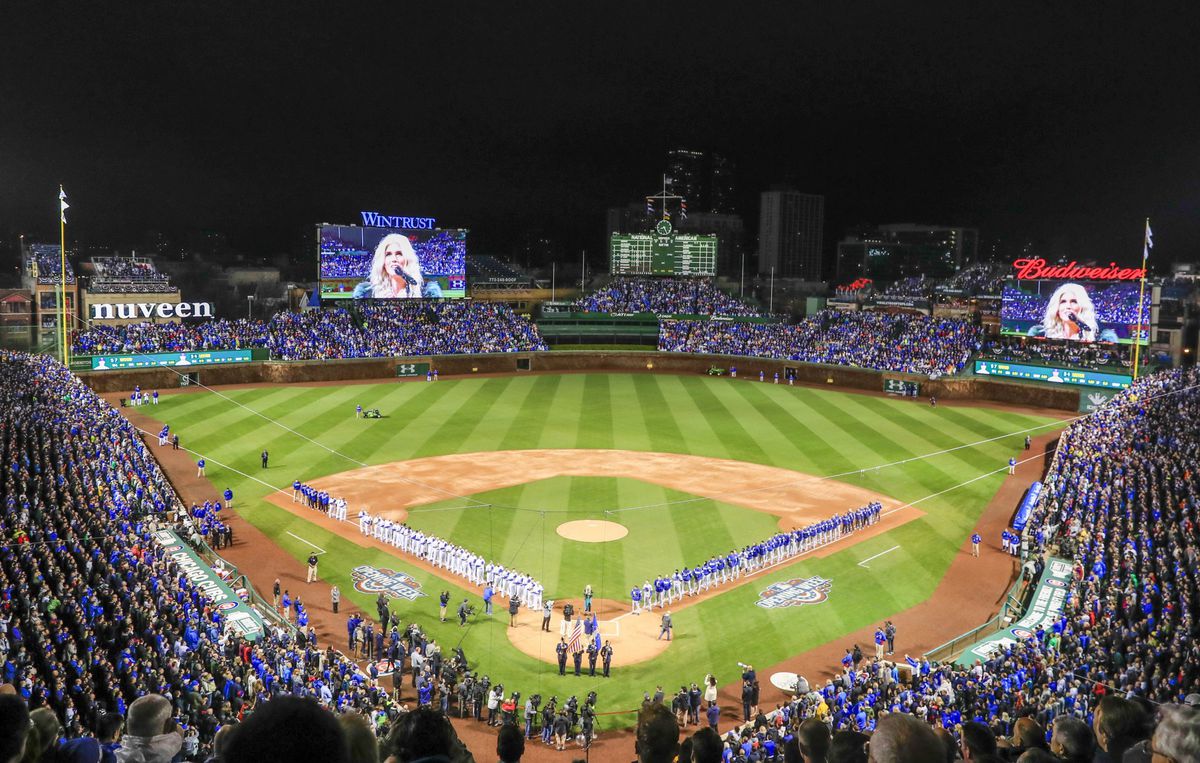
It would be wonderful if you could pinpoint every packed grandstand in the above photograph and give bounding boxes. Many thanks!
[1,348,1198,761]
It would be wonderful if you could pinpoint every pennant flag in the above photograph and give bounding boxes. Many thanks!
[680,199,688,220]
[646,197,655,215]
[59,186,69,224]
[1143,221,1153,261]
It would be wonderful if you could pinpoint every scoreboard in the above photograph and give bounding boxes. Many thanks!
[974,360,1131,389]
[610,220,717,276]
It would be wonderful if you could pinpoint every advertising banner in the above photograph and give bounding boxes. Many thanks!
[974,360,1131,389]
[955,557,1073,665]
[91,349,255,371]
[151,530,266,641]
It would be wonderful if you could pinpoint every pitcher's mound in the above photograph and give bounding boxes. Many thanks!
[557,520,628,542]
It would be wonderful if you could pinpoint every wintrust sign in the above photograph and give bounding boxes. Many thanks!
[90,302,214,320]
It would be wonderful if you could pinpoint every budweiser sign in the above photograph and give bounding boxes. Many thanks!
[1012,258,1145,282]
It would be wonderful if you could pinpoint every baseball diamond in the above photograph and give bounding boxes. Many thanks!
[135,371,1061,727]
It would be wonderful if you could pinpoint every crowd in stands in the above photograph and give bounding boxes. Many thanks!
[88,257,176,294]
[27,246,76,285]
[981,338,1134,369]
[875,277,930,300]
[660,311,982,376]
[72,303,548,358]
[936,263,1010,297]
[577,277,761,316]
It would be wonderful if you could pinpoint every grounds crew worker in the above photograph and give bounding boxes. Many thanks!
[307,553,319,583]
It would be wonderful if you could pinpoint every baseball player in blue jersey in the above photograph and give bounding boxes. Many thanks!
[631,585,642,614]
[971,532,982,557]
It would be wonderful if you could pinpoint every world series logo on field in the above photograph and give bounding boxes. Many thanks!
[351,565,427,601]
[756,577,833,609]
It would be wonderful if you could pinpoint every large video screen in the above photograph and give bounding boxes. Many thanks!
[319,225,467,300]
[1001,280,1149,345]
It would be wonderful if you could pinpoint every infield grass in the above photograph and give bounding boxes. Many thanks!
[145,373,1062,726]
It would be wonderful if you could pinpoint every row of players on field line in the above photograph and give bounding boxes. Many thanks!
[292,479,883,611]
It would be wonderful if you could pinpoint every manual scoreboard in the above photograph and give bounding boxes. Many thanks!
[610,220,717,277]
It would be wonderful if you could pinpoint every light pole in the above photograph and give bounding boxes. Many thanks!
[247,294,255,319]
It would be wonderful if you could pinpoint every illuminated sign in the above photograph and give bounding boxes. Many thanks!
[90,302,214,320]
[91,349,253,371]
[974,360,1131,389]
[359,211,437,229]
[840,278,873,291]
[1012,258,1145,281]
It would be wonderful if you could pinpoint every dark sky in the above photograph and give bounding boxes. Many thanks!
[3,2,1198,267]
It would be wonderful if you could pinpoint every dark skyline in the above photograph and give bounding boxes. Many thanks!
[3,2,1198,269]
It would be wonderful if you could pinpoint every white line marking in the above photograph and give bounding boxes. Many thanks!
[286,531,326,555]
[857,545,901,568]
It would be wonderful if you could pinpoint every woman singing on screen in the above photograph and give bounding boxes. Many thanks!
[352,234,442,299]
[1027,282,1117,343]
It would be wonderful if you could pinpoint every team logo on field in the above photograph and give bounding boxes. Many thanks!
[351,565,427,601]
[370,660,397,677]
[755,576,833,609]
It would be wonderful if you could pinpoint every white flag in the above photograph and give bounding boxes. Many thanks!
[59,186,69,224]
[1144,221,1153,260]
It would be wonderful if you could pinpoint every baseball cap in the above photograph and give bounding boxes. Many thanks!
[1184,693,1200,708]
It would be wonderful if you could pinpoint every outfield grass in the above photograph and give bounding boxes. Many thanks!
[148,373,1061,725]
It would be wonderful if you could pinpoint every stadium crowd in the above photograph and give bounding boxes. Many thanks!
[576,277,761,316]
[935,263,1010,297]
[660,311,982,376]
[875,277,930,300]
[72,303,548,358]
[88,257,175,294]
[28,247,76,285]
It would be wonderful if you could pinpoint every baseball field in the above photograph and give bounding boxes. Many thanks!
[144,372,1062,726]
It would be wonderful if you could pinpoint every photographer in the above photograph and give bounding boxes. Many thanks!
[524,694,540,739]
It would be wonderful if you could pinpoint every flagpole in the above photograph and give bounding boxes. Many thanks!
[1131,217,1149,381]
[59,185,69,367]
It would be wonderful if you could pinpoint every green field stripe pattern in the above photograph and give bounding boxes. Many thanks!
[147,374,1061,727]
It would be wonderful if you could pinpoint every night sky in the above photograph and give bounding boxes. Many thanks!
[3,2,1198,268]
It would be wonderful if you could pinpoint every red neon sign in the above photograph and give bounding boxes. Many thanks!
[839,278,873,291]
[1012,258,1145,281]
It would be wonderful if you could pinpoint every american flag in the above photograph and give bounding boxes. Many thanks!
[567,620,584,653]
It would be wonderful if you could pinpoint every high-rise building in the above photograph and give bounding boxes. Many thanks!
[757,190,825,280]
[665,149,737,214]
[835,223,979,282]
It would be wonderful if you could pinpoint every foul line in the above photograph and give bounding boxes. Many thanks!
[857,545,900,567]
[285,531,326,555]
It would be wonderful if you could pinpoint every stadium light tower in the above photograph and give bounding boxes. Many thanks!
[247,294,255,319]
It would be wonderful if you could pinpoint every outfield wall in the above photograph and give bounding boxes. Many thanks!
[76,351,1081,411]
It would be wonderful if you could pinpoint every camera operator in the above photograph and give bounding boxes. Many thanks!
[524,694,540,739]
[458,598,471,627]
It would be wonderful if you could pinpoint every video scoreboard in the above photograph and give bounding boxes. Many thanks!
[610,220,717,277]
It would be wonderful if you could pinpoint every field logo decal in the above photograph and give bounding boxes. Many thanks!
[351,565,427,601]
[756,576,833,609]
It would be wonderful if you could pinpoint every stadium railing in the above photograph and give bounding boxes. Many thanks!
[922,572,1028,663]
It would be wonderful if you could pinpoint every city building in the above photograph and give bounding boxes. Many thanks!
[757,189,825,280]
[665,148,738,214]
[836,223,979,282]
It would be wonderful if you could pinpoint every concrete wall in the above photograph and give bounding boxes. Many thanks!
[77,352,1082,411]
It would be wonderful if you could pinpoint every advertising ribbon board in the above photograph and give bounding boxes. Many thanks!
[954,557,1073,665]
[151,529,266,641]
[91,349,254,371]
